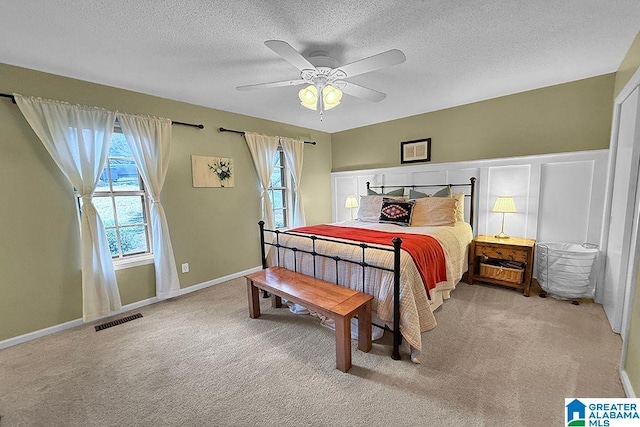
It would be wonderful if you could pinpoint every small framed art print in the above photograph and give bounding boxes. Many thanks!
[191,155,235,187]
[400,138,431,164]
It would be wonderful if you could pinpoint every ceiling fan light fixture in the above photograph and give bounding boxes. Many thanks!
[322,85,342,110]
[241,40,406,121]
[298,85,318,110]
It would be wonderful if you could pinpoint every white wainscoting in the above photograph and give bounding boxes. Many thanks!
[331,150,608,246]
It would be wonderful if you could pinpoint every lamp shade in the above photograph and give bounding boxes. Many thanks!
[322,85,342,110]
[298,85,318,110]
[345,195,359,209]
[298,84,342,112]
[492,196,517,213]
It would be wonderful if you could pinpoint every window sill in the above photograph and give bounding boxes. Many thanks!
[113,254,154,271]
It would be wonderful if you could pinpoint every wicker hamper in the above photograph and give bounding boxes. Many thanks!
[480,260,524,284]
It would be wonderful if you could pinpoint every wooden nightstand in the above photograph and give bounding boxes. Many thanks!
[468,235,536,296]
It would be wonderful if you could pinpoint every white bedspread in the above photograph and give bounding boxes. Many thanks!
[266,220,473,355]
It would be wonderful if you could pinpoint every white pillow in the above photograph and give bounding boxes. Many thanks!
[357,195,384,222]
[410,197,457,227]
[357,195,405,222]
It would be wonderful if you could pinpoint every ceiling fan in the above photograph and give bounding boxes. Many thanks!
[237,40,406,119]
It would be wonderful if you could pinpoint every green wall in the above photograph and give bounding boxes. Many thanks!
[331,74,614,171]
[620,31,640,396]
[0,63,332,341]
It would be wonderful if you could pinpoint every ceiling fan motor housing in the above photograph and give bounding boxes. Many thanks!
[307,50,339,68]
[301,68,347,90]
[301,51,348,90]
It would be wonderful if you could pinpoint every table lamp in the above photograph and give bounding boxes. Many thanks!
[345,196,359,220]
[492,196,517,239]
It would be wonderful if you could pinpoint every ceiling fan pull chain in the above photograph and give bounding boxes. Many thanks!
[318,87,325,120]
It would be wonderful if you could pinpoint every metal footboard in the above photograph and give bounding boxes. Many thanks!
[258,221,403,361]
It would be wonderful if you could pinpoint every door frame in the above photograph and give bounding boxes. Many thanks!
[620,162,640,398]
[604,86,640,333]
[599,67,640,328]
[601,65,640,397]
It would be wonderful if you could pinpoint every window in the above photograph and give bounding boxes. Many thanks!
[268,147,293,229]
[86,131,152,260]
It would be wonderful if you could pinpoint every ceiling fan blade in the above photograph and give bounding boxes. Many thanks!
[340,82,387,102]
[338,49,406,78]
[236,79,306,91]
[264,40,317,72]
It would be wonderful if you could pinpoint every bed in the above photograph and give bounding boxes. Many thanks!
[258,178,476,362]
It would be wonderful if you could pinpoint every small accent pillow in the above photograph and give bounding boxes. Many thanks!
[409,189,429,199]
[433,186,453,198]
[409,186,452,199]
[379,198,415,226]
[357,195,384,222]
[368,187,405,197]
[410,196,457,227]
[453,192,465,222]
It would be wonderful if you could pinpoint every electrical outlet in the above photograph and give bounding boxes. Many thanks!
[181,263,189,273]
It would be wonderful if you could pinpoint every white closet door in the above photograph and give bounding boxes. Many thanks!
[602,86,640,332]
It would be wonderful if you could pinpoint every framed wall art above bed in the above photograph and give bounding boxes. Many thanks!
[400,138,431,164]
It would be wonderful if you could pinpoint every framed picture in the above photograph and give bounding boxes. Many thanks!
[400,138,431,164]
[191,155,234,187]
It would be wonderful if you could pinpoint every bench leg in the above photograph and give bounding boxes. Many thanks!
[247,278,261,319]
[271,294,282,308]
[334,316,352,373]
[357,300,372,353]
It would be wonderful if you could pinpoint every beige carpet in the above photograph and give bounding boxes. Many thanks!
[0,279,624,426]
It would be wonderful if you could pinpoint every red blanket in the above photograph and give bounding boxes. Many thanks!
[290,225,447,293]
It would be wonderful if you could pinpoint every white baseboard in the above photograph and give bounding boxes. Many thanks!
[0,265,262,351]
[0,318,85,351]
[620,369,637,398]
[174,265,262,297]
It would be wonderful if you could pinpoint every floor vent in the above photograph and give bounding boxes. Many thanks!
[95,313,143,331]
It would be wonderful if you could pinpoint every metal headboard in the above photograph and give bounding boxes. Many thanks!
[365,177,477,230]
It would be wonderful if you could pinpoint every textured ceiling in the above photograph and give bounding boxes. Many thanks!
[1,0,639,133]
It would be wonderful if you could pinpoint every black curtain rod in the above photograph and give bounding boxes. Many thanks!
[172,121,204,129]
[0,93,204,129]
[218,127,316,145]
[0,93,15,102]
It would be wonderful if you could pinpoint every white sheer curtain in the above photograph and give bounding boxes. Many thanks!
[244,132,280,230]
[116,113,180,300]
[14,94,121,322]
[279,137,306,227]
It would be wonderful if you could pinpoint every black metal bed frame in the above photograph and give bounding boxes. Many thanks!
[258,177,476,361]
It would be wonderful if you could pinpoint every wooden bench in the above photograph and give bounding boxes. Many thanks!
[246,266,373,373]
